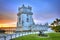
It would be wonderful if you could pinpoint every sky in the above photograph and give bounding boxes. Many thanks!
[0,0,60,27]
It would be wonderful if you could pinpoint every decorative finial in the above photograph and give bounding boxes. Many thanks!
[22,4,24,7]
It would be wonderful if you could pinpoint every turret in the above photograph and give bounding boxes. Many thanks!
[28,5,32,10]
[17,4,33,16]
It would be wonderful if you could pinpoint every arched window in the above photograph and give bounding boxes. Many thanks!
[27,18,29,22]
[19,18,21,22]
[19,18,21,24]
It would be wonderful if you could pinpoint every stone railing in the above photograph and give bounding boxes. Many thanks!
[0,32,39,40]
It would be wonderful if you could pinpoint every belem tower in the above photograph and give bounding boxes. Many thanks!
[16,4,49,32]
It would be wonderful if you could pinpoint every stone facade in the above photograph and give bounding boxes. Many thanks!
[16,5,34,31]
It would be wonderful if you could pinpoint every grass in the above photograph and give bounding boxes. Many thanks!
[12,33,60,40]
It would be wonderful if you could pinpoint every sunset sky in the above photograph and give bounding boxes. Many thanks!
[0,0,60,27]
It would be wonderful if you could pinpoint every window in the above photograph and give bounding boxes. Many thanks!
[27,14,28,16]
[27,18,29,22]
[22,20,24,26]
[19,18,21,24]
[19,18,21,22]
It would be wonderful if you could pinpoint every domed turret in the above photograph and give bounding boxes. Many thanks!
[28,5,32,10]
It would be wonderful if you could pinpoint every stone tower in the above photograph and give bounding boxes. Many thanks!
[16,5,34,32]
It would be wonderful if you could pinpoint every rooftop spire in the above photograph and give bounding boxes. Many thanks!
[22,4,25,7]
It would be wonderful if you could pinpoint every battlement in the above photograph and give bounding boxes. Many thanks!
[18,4,32,11]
